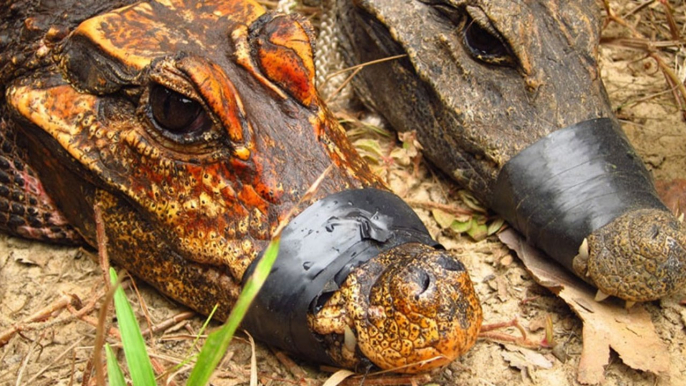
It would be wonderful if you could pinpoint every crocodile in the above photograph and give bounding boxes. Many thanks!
[0,0,482,373]
[336,0,686,303]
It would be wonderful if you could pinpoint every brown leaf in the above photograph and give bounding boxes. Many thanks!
[498,229,670,385]
[655,178,686,216]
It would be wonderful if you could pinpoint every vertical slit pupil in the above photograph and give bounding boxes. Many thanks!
[150,84,203,134]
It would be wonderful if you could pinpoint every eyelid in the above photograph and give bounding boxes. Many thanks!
[460,6,516,67]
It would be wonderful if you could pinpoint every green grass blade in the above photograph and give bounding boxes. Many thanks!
[170,305,219,373]
[106,343,127,386]
[109,268,157,386]
[186,237,281,386]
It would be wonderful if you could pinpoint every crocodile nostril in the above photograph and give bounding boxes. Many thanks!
[436,255,465,272]
[413,268,431,298]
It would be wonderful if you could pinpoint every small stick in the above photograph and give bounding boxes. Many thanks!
[140,311,195,336]
[404,199,477,216]
[0,294,79,346]
[22,337,85,385]
[273,350,308,381]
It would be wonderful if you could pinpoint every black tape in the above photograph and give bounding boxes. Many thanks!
[241,188,438,364]
[490,118,667,271]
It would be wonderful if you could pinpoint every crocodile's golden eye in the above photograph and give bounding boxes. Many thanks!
[149,84,211,139]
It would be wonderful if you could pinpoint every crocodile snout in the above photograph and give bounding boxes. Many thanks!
[244,188,482,372]
[581,209,686,302]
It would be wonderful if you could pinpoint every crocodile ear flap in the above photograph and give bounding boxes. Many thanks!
[249,13,317,107]
[57,31,139,95]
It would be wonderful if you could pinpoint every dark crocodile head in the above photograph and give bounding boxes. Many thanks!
[2,0,480,372]
[337,0,686,302]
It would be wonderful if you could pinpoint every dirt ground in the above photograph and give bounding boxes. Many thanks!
[2,1,686,385]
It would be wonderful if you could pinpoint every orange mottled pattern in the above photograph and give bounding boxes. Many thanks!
[310,243,482,373]
[8,0,381,317]
[4,0,481,373]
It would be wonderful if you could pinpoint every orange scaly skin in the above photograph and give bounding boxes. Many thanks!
[1,0,481,373]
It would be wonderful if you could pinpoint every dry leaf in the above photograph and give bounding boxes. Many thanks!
[467,221,488,241]
[502,344,554,371]
[431,208,455,229]
[498,229,670,385]
[12,250,48,267]
[655,178,686,216]
[322,369,355,386]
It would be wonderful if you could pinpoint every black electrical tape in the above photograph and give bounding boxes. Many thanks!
[241,188,439,364]
[490,117,667,271]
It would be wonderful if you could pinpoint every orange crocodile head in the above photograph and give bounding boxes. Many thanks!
[7,0,382,312]
[5,0,481,373]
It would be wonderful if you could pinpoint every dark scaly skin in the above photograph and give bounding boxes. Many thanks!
[336,0,686,302]
[0,0,481,372]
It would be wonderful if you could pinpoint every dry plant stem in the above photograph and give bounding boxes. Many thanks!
[404,199,477,216]
[75,315,120,340]
[478,331,541,349]
[623,0,656,18]
[322,54,407,103]
[323,54,407,86]
[478,318,541,349]
[69,349,78,386]
[325,66,361,104]
[0,293,80,346]
[81,357,93,386]
[92,270,122,385]
[658,0,680,40]
[246,332,258,386]
[603,0,686,118]
[22,337,85,385]
[15,333,41,386]
[480,318,527,336]
[663,68,686,114]
[273,350,309,383]
[128,276,157,347]
[94,204,110,293]
[139,311,195,336]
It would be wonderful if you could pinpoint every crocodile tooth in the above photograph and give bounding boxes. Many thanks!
[594,290,610,302]
[679,213,684,223]
[625,301,636,309]
[577,238,589,259]
[344,325,357,352]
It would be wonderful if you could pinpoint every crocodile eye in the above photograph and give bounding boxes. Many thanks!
[462,16,513,66]
[149,84,212,139]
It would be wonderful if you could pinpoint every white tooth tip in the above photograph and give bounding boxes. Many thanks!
[625,301,636,309]
[578,238,589,259]
[344,325,357,352]
[595,290,610,302]
[678,213,684,223]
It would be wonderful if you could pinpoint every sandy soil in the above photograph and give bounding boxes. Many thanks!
[2,1,686,385]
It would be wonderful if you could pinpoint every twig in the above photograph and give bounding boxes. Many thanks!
[0,294,80,346]
[603,0,686,119]
[22,337,85,385]
[15,334,41,386]
[478,318,541,349]
[140,311,195,336]
[322,54,408,101]
[404,199,478,216]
